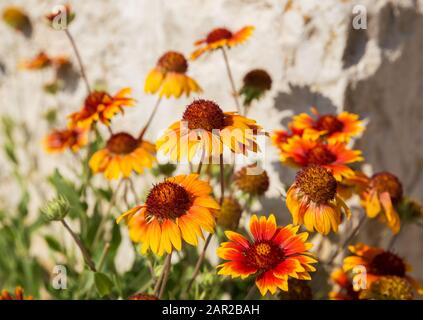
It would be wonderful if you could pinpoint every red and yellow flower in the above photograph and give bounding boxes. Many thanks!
[360,172,403,234]
[217,214,317,296]
[0,286,32,300]
[279,135,363,180]
[286,165,351,235]
[291,107,364,143]
[43,127,88,153]
[145,51,201,98]
[68,88,135,129]
[89,132,155,180]
[343,243,423,296]
[117,174,219,256]
[156,99,262,161]
[191,26,254,60]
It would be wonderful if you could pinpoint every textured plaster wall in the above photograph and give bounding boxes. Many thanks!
[1,0,422,280]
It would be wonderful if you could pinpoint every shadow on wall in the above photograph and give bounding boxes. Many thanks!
[345,2,423,200]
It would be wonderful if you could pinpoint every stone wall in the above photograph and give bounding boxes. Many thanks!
[1,0,422,280]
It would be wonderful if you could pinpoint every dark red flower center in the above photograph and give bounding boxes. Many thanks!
[370,172,403,204]
[182,99,225,131]
[246,241,284,270]
[315,115,344,135]
[145,181,192,220]
[157,51,188,73]
[206,28,233,44]
[306,145,337,165]
[106,132,138,155]
[295,165,337,203]
[369,252,406,277]
[84,91,109,114]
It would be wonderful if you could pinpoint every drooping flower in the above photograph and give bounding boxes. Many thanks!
[43,127,88,153]
[117,174,219,256]
[360,172,403,234]
[144,51,201,98]
[217,197,243,230]
[286,165,351,235]
[68,88,135,129]
[280,135,363,180]
[239,69,272,106]
[343,243,423,296]
[89,132,155,180]
[0,287,32,300]
[234,165,269,196]
[217,214,317,296]
[156,99,263,161]
[291,107,364,143]
[191,26,254,60]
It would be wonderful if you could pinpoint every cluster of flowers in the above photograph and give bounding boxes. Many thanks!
[4,4,423,300]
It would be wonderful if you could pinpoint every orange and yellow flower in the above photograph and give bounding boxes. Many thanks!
[191,26,254,60]
[89,132,155,180]
[217,214,317,296]
[145,51,201,98]
[0,286,32,300]
[43,127,88,153]
[117,174,219,256]
[343,243,423,296]
[68,88,135,129]
[156,99,262,161]
[286,165,351,235]
[360,172,402,234]
[291,107,364,143]
[280,135,363,180]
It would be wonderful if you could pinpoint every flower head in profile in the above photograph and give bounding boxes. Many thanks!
[43,127,88,153]
[280,136,363,180]
[145,51,202,98]
[286,165,351,235]
[191,26,254,60]
[68,88,135,129]
[0,286,32,300]
[156,99,262,161]
[291,107,364,143]
[360,172,403,234]
[117,174,219,256]
[343,243,423,296]
[239,69,272,106]
[217,214,317,296]
[89,132,155,180]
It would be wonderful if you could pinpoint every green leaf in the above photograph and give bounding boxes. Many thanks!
[44,235,63,253]
[94,272,113,297]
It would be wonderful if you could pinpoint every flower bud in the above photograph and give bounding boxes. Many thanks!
[41,196,70,221]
